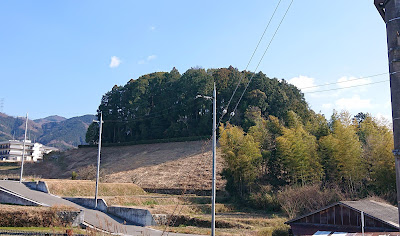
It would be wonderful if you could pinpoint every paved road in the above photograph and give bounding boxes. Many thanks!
[0,180,201,236]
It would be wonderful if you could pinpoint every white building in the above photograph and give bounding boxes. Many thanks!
[32,143,58,161]
[0,140,58,162]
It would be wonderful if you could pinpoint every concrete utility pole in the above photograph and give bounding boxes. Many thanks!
[211,83,217,236]
[93,111,103,209]
[375,0,400,225]
[196,84,217,236]
[19,113,28,183]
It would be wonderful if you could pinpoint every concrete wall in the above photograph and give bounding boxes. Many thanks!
[65,197,158,226]
[56,209,85,227]
[23,181,49,193]
[107,206,156,226]
[0,187,47,206]
[64,197,108,212]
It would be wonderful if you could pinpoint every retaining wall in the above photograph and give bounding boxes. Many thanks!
[65,197,157,226]
[107,206,156,226]
[56,210,85,227]
[23,181,49,193]
[0,187,47,206]
[64,197,108,212]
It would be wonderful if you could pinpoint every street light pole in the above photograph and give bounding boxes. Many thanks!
[93,111,103,209]
[19,113,28,183]
[211,83,216,236]
[196,83,217,236]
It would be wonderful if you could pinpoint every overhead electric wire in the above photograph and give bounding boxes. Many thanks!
[218,0,284,124]
[226,0,294,125]
[304,79,389,94]
[298,71,391,90]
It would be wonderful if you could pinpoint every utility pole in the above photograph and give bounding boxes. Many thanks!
[19,113,28,183]
[211,83,216,236]
[375,0,400,226]
[196,84,217,236]
[93,111,103,209]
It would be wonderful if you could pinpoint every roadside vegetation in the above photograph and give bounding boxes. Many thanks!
[218,109,395,223]
[0,205,79,227]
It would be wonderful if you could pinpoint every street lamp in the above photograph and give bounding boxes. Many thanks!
[196,83,217,236]
[19,113,28,183]
[93,111,103,209]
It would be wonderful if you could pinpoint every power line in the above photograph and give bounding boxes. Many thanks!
[298,72,391,90]
[219,0,284,123]
[304,79,388,94]
[227,0,295,125]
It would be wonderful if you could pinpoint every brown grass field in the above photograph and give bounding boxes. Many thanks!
[45,179,145,196]
[0,140,288,235]
[0,140,226,191]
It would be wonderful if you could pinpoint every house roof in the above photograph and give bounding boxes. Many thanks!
[286,199,399,229]
[341,200,399,228]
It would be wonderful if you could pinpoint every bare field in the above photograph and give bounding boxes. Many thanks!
[0,140,226,191]
[104,150,226,191]
[45,179,145,197]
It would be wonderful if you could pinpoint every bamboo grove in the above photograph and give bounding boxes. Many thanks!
[87,66,395,203]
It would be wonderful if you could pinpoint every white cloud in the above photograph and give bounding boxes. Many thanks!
[335,95,373,110]
[138,55,157,65]
[288,75,317,92]
[337,76,371,89]
[109,56,121,68]
[147,55,157,61]
[322,103,332,109]
[150,26,156,31]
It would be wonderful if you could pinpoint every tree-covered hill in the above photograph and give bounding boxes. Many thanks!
[88,66,313,144]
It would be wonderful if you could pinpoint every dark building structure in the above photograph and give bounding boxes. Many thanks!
[286,200,399,235]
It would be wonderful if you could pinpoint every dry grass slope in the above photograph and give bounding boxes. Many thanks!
[45,179,145,197]
[1,140,226,191]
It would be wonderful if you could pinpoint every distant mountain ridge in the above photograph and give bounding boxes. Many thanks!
[0,113,95,150]
[34,115,67,125]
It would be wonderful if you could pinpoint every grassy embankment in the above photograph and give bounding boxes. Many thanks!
[45,179,288,236]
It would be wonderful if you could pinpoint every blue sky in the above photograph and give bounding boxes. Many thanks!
[0,1,391,122]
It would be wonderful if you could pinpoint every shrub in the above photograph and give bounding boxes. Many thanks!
[277,184,343,219]
[257,224,290,236]
[71,171,77,180]
[272,227,290,236]
[248,185,280,212]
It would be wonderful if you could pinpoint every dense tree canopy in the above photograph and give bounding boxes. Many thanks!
[89,66,311,144]
[219,110,395,203]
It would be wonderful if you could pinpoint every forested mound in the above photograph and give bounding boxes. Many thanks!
[86,66,312,144]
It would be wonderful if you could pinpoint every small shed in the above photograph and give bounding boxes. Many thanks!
[286,199,399,236]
